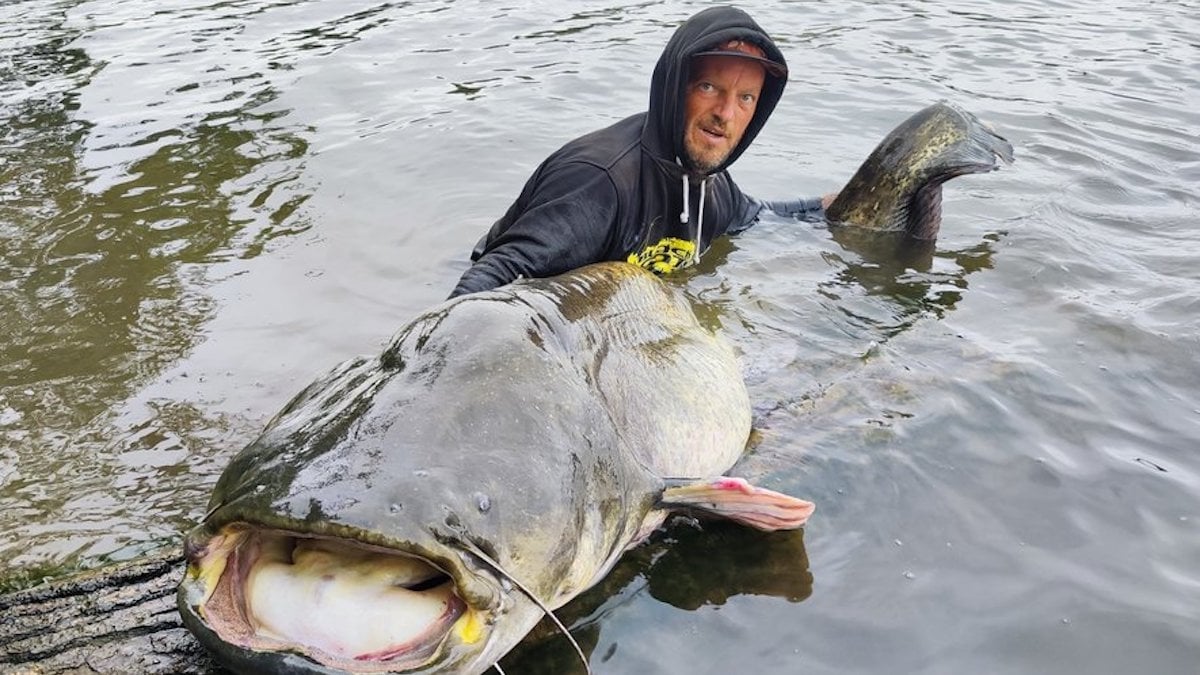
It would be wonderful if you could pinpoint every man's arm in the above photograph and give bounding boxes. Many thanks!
[757,193,838,221]
[450,163,621,298]
[721,171,838,236]
[723,193,834,237]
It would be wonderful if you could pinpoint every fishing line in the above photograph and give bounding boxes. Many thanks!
[459,539,592,675]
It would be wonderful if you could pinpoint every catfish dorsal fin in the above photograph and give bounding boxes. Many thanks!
[658,476,815,531]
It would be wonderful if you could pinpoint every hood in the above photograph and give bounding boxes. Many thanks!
[642,6,788,176]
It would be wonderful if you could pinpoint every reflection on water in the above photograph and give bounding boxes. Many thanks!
[0,0,326,571]
[823,228,1003,336]
[1,0,1199,673]
[502,519,813,674]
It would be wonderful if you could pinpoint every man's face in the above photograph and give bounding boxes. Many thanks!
[683,55,766,174]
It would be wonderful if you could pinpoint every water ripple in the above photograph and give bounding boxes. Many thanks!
[1,2,1199,672]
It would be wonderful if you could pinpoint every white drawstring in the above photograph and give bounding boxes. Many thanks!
[694,177,707,264]
[680,173,690,224]
[677,166,708,266]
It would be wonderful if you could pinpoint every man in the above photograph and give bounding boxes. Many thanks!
[450,6,828,298]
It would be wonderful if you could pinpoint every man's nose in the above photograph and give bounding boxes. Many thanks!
[713,93,738,121]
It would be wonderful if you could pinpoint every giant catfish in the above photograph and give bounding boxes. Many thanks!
[178,102,1012,674]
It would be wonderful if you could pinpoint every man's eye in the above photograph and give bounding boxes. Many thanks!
[740,93,757,104]
[697,82,715,92]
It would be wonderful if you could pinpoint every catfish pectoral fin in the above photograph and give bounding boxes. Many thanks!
[658,476,815,531]
[826,101,1014,241]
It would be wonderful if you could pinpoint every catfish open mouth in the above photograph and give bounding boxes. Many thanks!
[184,527,471,673]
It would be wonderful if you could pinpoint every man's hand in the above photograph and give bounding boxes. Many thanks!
[821,192,839,210]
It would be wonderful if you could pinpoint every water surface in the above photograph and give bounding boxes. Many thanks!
[1,0,1198,673]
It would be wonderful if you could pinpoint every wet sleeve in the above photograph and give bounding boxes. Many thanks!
[758,196,826,222]
[449,162,621,298]
[722,176,826,236]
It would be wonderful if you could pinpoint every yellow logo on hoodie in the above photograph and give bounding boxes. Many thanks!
[627,237,697,274]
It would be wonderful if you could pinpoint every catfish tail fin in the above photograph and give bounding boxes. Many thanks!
[826,102,1014,240]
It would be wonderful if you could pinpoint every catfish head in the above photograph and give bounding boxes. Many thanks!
[177,294,646,674]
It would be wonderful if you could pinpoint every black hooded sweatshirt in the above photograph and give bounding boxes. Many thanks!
[449,6,823,298]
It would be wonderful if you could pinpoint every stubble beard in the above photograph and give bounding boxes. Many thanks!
[684,120,735,175]
[685,145,726,174]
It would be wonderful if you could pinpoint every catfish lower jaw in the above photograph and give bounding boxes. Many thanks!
[182,527,485,673]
